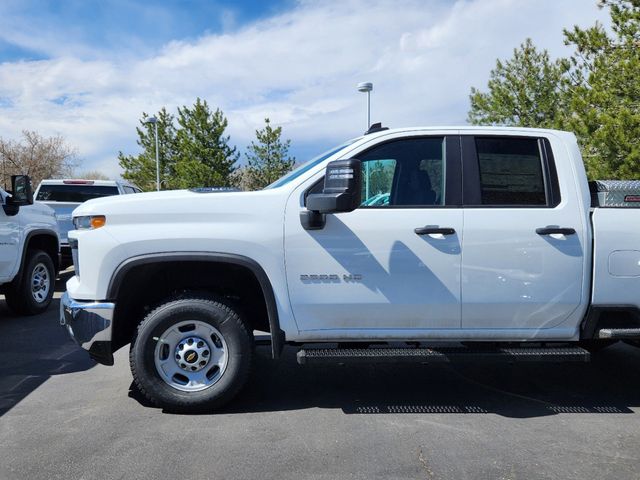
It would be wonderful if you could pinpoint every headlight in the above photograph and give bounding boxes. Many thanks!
[73,215,106,230]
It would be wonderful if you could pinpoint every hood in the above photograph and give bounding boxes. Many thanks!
[72,188,288,226]
[26,201,57,217]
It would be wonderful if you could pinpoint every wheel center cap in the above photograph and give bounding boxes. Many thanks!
[185,350,199,363]
[175,336,210,372]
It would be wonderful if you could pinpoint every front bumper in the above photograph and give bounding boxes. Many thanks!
[60,292,116,365]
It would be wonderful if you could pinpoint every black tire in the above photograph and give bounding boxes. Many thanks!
[5,249,55,315]
[130,296,253,413]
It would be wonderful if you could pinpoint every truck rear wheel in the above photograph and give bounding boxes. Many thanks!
[5,249,55,315]
[130,296,253,412]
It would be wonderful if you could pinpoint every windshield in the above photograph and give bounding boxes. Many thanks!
[264,138,359,189]
[36,184,119,202]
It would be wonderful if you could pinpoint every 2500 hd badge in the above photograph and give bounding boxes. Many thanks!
[300,274,363,282]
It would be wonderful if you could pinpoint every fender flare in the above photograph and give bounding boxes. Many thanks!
[16,229,60,280]
[107,252,285,358]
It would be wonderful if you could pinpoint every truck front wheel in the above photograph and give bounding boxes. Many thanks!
[130,296,253,412]
[5,249,55,315]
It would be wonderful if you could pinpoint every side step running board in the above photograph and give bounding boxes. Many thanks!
[297,345,590,366]
[597,328,640,339]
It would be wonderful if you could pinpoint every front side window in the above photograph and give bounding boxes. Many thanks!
[475,137,546,206]
[358,137,445,207]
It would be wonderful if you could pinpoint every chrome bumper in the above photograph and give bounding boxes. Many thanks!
[60,292,116,365]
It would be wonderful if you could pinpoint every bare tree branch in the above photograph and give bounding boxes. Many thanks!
[0,131,79,188]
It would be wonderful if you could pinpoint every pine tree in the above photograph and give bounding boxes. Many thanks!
[468,1,640,179]
[118,108,177,191]
[173,98,238,188]
[468,38,568,128]
[562,0,640,179]
[244,118,295,190]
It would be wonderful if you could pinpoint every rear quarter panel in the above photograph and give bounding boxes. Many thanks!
[592,208,640,307]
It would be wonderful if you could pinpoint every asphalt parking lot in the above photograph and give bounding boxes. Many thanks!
[1,273,640,480]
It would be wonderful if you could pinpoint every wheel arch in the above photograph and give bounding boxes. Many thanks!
[21,229,60,276]
[107,252,285,359]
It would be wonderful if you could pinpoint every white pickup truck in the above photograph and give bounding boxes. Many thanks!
[1,176,59,315]
[61,126,640,412]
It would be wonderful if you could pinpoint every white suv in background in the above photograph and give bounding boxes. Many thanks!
[1,175,59,315]
[35,179,141,268]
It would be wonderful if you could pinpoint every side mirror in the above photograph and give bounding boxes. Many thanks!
[8,175,34,206]
[306,159,362,213]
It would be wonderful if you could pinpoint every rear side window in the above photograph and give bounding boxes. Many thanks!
[123,186,136,194]
[36,185,119,202]
[475,137,546,206]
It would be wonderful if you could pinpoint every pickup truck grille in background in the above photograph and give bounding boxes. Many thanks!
[69,238,79,276]
[590,180,640,207]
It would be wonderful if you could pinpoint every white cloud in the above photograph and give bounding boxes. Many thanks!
[0,0,610,178]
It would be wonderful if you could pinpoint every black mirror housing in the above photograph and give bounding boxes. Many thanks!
[8,175,34,206]
[306,159,361,214]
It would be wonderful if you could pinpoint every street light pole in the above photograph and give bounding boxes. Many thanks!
[357,82,373,201]
[145,116,160,191]
[357,82,373,131]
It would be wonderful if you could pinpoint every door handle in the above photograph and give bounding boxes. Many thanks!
[535,226,576,235]
[414,226,456,236]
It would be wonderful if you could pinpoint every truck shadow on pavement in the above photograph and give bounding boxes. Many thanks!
[129,342,640,419]
[7,269,638,420]
[0,270,96,417]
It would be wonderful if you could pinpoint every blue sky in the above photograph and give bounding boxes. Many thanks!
[0,0,609,178]
[0,1,295,61]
